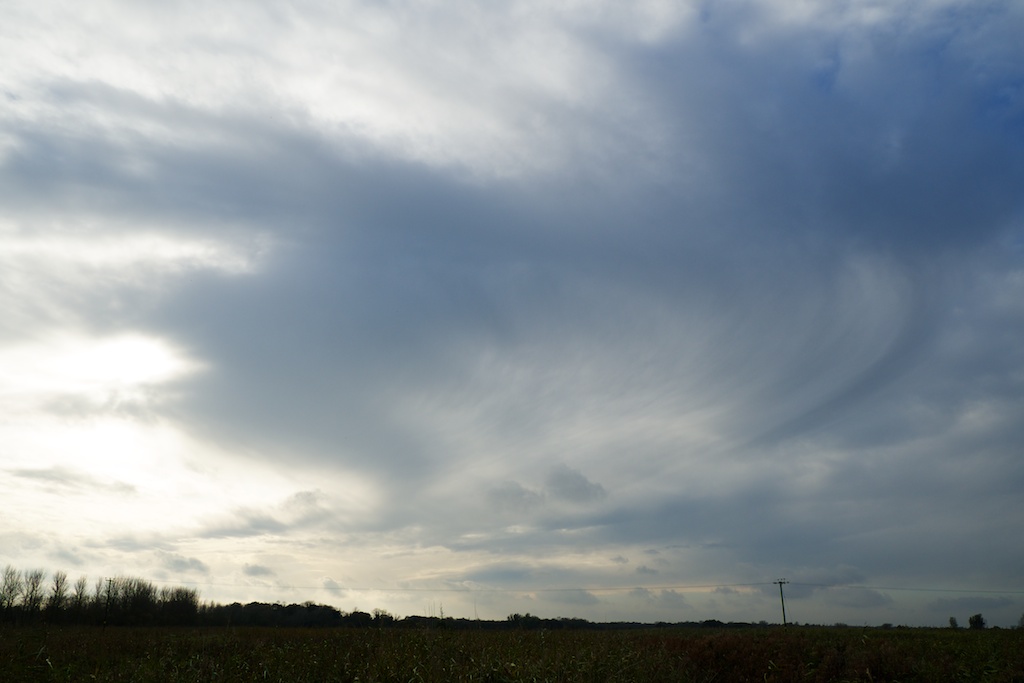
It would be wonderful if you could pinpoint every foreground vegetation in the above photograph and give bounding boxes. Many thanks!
[2,624,1023,682]
[3,566,1023,681]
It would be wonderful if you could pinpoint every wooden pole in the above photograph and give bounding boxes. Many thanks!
[774,579,789,626]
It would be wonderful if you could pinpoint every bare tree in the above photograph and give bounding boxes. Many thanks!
[22,569,46,614]
[71,575,89,614]
[121,577,158,624]
[160,586,200,624]
[1,565,22,613]
[47,570,69,612]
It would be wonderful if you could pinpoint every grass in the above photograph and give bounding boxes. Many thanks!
[2,624,1023,682]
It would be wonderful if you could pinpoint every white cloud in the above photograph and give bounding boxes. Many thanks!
[0,0,676,178]
[4,333,199,403]
[0,226,264,274]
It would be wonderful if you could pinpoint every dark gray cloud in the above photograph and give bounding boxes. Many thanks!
[628,3,1024,256]
[822,587,893,610]
[928,596,1016,613]
[545,465,606,504]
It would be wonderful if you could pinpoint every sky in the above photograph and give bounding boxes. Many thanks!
[1,0,1023,627]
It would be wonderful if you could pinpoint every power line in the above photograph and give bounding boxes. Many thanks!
[153,579,773,592]
[790,583,1024,595]
[155,581,770,593]
[145,578,1024,596]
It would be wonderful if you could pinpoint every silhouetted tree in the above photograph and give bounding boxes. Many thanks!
[969,613,986,630]
[47,570,69,617]
[507,613,543,629]
[159,586,200,625]
[116,577,159,625]
[949,616,959,629]
[71,575,89,618]
[343,610,373,628]
[1,566,21,617]
[22,569,46,617]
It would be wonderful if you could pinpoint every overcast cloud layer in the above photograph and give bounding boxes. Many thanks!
[2,0,1023,626]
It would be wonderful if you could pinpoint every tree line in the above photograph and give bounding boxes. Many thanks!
[0,565,728,630]
[4,565,1020,630]
[0,565,607,629]
[1,565,201,626]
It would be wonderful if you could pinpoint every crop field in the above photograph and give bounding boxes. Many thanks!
[2,624,1023,682]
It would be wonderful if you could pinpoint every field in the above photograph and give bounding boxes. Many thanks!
[2,624,1023,682]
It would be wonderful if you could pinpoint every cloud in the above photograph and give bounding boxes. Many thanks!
[197,489,343,540]
[656,590,690,610]
[486,482,544,514]
[629,587,690,611]
[156,551,209,575]
[544,465,607,504]
[462,563,541,588]
[822,587,894,610]
[547,589,600,607]
[99,534,171,554]
[7,466,136,496]
[1,0,1022,627]
[0,1,674,183]
[242,564,275,578]
[929,596,1016,613]
[51,548,85,568]
[200,513,289,540]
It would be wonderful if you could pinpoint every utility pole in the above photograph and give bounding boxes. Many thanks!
[774,579,789,626]
[104,578,113,629]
